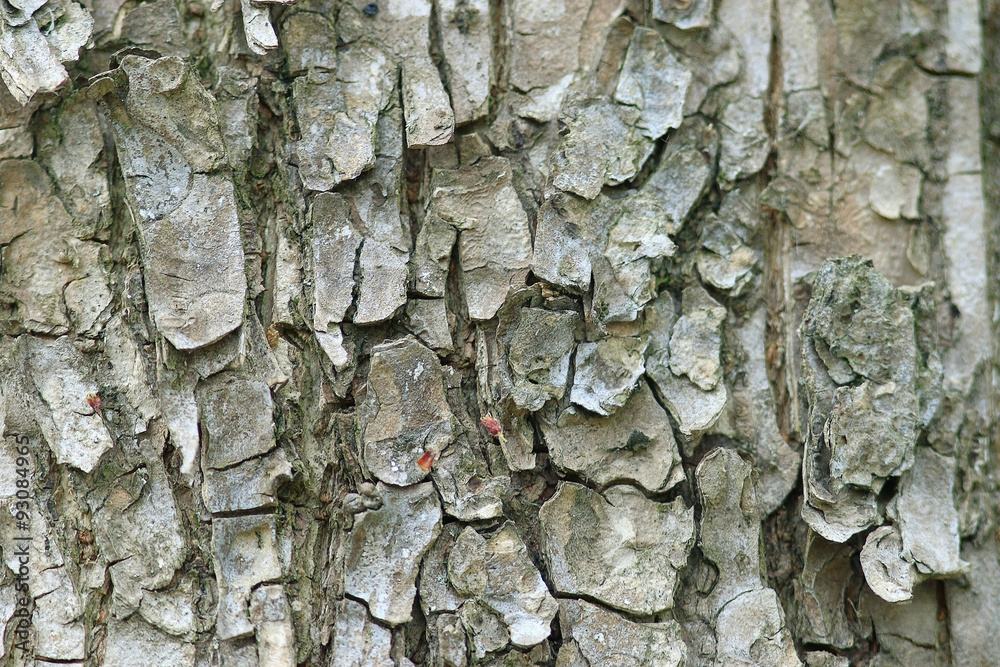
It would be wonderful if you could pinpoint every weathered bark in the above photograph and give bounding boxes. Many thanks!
[0,0,998,665]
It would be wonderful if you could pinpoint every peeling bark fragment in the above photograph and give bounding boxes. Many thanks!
[714,0,770,184]
[411,212,458,298]
[104,618,196,667]
[889,447,967,577]
[97,56,246,350]
[292,43,394,191]
[437,0,491,124]
[406,299,453,352]
[615,28,691,140]
[197,371,276,469]
[712,307,799,514]
[202,450,293,513]
[860,525,915,603]
[360,336,456,485]
[696,449,765,611]
[540,382,683,493]
[641,116,717,235]
[0,3,92,105]
[800,256,919,542]
[138,576,198,637]
[0,161,110,335]
[241,0,279,55]
[550,98,654,199]
[427,613,468,667]
[93,461,187,613]
[652,0,712,29]
[215,67,259,177]
[345,482,442,626]
[330,598,394,667]
[312,192,361,329]
[33,584,86,661]
[420,524,464,615]
[460,598,509,658]
[557,599,688,667]
[448,524,558,647]
[669,284,725,391]
[570,336,647,416]
[506,308,578,411]
[696,452,800,667]
[531,193,595,293]
[427,156,533,320]
[715,589,801,667]
[798,534,854,648]
[21,336,113,472]
[212,514,283,640]
[695,189,760,294]
[432,440,509,521]
[35,96,110,237]
[249,585,296,667]
[539,482,695,614]
[338,0,454,147]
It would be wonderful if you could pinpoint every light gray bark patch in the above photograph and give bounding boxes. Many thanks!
[799,256,919,542]
[20,336,113,472]
[96,55,246,350]
[426,156,533,320]
[889,447,967,577]
[419,523,464,615]
[212,514,283,640]
[549,97,655,199]
[0,160,110,336]
[557,598,688,667]
[460,598,509,659]
[249,585,296,667]
[104,618,196,667]
[344,481,442,626]
[360,336,456,486]
[447,523,557,647]
[540,381,684,493]
[539,481,694,614]
[504,0,591,121]
[197,371,277,469]
[437,0,491,124]
[0,0,92,104]
[798,534,855,648]
[615,27,691,140]
[336,0,454,148]
[860,525,916,603]
[696,452,800,667]
[93,461,187,613]
[311,193,360,329]
[710,306,799,515]
[406,299,453,352]
[427,613,468,667]
[202,449,293,514]
[431,438,509,521]
[505,307,578,411]
[330,598,394,667]
[570,335,647,416]
[668,284,725,391]
[646,290,728,437]
[292,42,394,191]
[652,0,713,29]
[640,116,718,235]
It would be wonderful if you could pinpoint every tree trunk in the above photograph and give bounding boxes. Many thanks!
[0,0,997,665]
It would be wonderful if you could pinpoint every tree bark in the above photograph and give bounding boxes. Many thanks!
[0,0,997,665]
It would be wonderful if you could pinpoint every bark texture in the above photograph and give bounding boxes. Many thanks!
[0,0,998,665]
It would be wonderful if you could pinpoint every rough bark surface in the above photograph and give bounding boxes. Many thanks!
[0,0,998,665]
